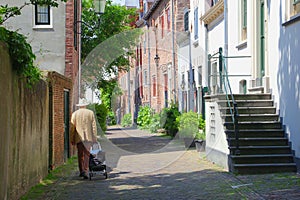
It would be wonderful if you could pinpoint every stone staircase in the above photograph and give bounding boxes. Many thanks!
[218,94,297,174]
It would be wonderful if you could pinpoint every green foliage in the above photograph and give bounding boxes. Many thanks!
[149,113,161,133]
[88,103,108,135]
[177,111,199,139]
[107,111,116,125]
[198,114,205,132]
[160,103,181,137]
[177,112,206,140]
[81,0,142,84]
[137,106,153,129]
[0,27,41,88]
[121,113,132,127]
[98,79,122,110]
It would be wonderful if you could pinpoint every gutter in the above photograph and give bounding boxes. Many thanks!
[143,0,161,20]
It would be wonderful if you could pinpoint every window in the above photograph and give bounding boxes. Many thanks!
[35,4,50,25]
[143,70,148,86]
[284,0,300,24]
[291,0,300,17]
[160,15,164,38]
[241,0,247,41]
[166,8,171,31]
[152,76,157,97]
[194,7,199,40]
[184,10,189,32]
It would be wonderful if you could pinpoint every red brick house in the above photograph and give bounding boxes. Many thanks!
[118,0,189,122]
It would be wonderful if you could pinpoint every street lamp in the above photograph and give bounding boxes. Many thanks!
[94,0,106,14]
[74,0,106,34]
[154,54,160,67]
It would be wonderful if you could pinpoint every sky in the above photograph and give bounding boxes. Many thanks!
[112,0,139,7]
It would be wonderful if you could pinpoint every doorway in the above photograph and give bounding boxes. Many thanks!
[64,90,70,161]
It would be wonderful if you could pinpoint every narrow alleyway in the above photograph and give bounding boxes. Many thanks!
[39,127,300,200]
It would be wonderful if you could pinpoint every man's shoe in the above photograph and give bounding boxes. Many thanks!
[83,172,89,179]
[79,172,85,177]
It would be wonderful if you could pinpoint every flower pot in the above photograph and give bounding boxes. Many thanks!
[183,137,195,148]
[195,139,206,152]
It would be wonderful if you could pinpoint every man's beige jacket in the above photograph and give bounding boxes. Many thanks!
[70,108,97,144]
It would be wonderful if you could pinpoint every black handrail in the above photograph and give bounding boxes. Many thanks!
[208,47,240,155]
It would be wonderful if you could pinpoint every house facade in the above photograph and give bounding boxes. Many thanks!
[195,0,300,171]
[2,0,81,167]
[118,0,189,123]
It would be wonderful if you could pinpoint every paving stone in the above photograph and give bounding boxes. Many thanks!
[35,126,300,200]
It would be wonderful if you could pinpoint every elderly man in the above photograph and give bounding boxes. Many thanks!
[70,99,97,179]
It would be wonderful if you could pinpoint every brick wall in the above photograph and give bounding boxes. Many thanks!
[47,71,74,169]
[65,0,80,109]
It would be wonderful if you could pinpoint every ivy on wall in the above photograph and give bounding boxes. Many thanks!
[0,27,41,88]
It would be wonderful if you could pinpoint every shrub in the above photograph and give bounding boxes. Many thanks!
[160,103,180,137]
[88,103,108,135]
[149,113,161,133]
[198,115,205,133]
[137,106,153,129]
[177,111,199,139]
[107,111,116,125]
[177,112,206,140]
[121,113,132,127]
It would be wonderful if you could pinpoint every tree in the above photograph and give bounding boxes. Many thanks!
[80,0,141,114]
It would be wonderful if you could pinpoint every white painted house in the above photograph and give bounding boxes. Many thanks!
[2,1,67,75]
[184,0,300,172]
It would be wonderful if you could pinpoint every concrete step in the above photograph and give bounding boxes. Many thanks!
[226,129,285,138]
[232,163,297,174]
[218,99,273,108]
[231,154,295,164]
[229,146,292,155]
[218,94,272,101]
[224,121,282,130]
[228,138,288,146]
[223,114,279,122]
[220,107,276,115]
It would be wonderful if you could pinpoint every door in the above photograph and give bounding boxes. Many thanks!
[259,0,265,85]
[64,90,70,161]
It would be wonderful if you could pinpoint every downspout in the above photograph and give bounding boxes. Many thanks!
[224,0,228,73]
[171,0,176,102]
[188,30,194,111]
[127,62,131,114]
[146,21,151,107]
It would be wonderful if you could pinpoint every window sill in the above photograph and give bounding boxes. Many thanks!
[282,13,300,26]
[236,40,247,50]
[33,24,53,30]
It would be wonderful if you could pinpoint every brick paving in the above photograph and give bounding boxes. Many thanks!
[38,126,300,200]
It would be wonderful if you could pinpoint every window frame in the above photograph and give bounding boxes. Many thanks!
[33,4,53,29]
[194,7,199,40]
[240,0,247,41]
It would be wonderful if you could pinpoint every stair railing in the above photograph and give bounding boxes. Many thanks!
[208,47,240,155]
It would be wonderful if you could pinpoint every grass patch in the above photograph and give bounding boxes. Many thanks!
[21,156,78,200]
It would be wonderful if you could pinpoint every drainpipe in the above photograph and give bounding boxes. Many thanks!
[188,31,194,111]
[224,0,228,74]
[171,0,176,102]
[127,65,131,114]
[146,21,151,108]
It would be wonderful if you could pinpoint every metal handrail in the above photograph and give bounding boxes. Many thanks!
[220,49,240,155]
[208,47,241,155]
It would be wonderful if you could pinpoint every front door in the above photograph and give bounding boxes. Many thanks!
[64,90,70,161]
[259,0,265,86]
